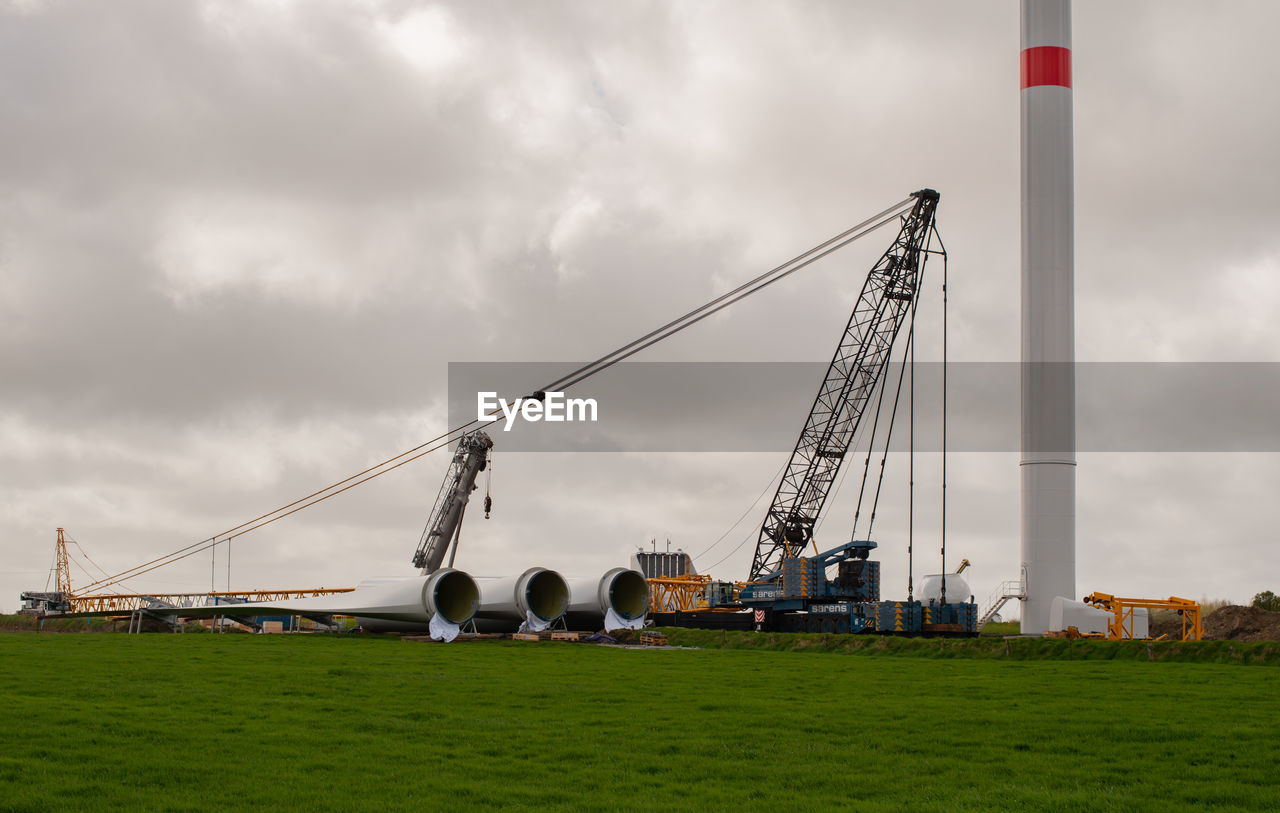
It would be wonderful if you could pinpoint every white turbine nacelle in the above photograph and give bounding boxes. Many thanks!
[917,573,973,606]
[566,568,650,631]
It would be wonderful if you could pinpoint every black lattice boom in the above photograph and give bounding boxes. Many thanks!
[748,189,940,580]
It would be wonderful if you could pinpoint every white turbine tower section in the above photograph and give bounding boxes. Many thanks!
[1020,0,1077,635]
[566,568,651,631]
[172,569,482,640]
[473,567,570,633]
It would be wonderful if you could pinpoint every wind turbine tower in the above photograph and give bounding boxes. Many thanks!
[1020,0,1076,635]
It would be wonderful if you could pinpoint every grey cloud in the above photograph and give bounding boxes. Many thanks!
[3,1,1280,612]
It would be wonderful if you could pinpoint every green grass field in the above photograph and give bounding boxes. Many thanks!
[2,634,1277,812]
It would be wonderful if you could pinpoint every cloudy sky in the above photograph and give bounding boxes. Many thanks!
[3,0,1279,615]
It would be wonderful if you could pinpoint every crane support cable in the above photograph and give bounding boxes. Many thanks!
[551,200,915,393]
[939,231,949,605]
[864,325,915,539]
[77,433,464,592]
[81,196,915,594]
[849,341,896,541]
[693,458,789,563]
[862,226,937,540]
[908,258,916,602]
[539,197,914,394]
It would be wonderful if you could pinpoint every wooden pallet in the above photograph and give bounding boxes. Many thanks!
[638,631,669,646]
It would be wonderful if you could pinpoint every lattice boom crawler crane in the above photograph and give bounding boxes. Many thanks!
[736,190,977,635]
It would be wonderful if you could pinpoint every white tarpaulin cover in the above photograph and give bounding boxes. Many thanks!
[429,614,460,642]
[518,609,551,633]
[604,607,643,631]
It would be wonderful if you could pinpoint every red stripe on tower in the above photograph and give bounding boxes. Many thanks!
[1021,45,1072,89]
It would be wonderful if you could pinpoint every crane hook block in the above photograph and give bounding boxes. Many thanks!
[484,495,492,518]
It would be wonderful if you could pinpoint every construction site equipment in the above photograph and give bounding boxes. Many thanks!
[703,581,736,607]
[720,190,976,635]
[647,575,712,612]
[25,194,966,641]
[18,528,74,615]
[750,190,941,579]
[18,528,354,620]
[633,547,711,613]
[23,195,932,624]
[49,588,354,616]
[412,430,493,572]
[1084,592,1203,642]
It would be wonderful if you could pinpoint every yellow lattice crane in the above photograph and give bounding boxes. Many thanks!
[54,527,72,597]
[20,528,352,618]
[647,574,712,611]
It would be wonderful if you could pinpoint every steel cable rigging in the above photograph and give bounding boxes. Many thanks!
[79,196,917,594]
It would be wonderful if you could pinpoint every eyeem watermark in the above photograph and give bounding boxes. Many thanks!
[477,391,598,432]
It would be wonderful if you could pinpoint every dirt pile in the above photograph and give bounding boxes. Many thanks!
[605,628,639,645]
[1148,615,1193,641]
[1203,605,1280,642]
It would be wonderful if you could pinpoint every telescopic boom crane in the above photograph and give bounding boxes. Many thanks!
[412,430,493,573]
[748,189,940,581]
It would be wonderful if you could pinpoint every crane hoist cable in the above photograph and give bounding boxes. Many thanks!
[483,451,493,519]
[545,198,915,393]
[908,266,916,602]
[939,235,949,604]
[82,196,916,593]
